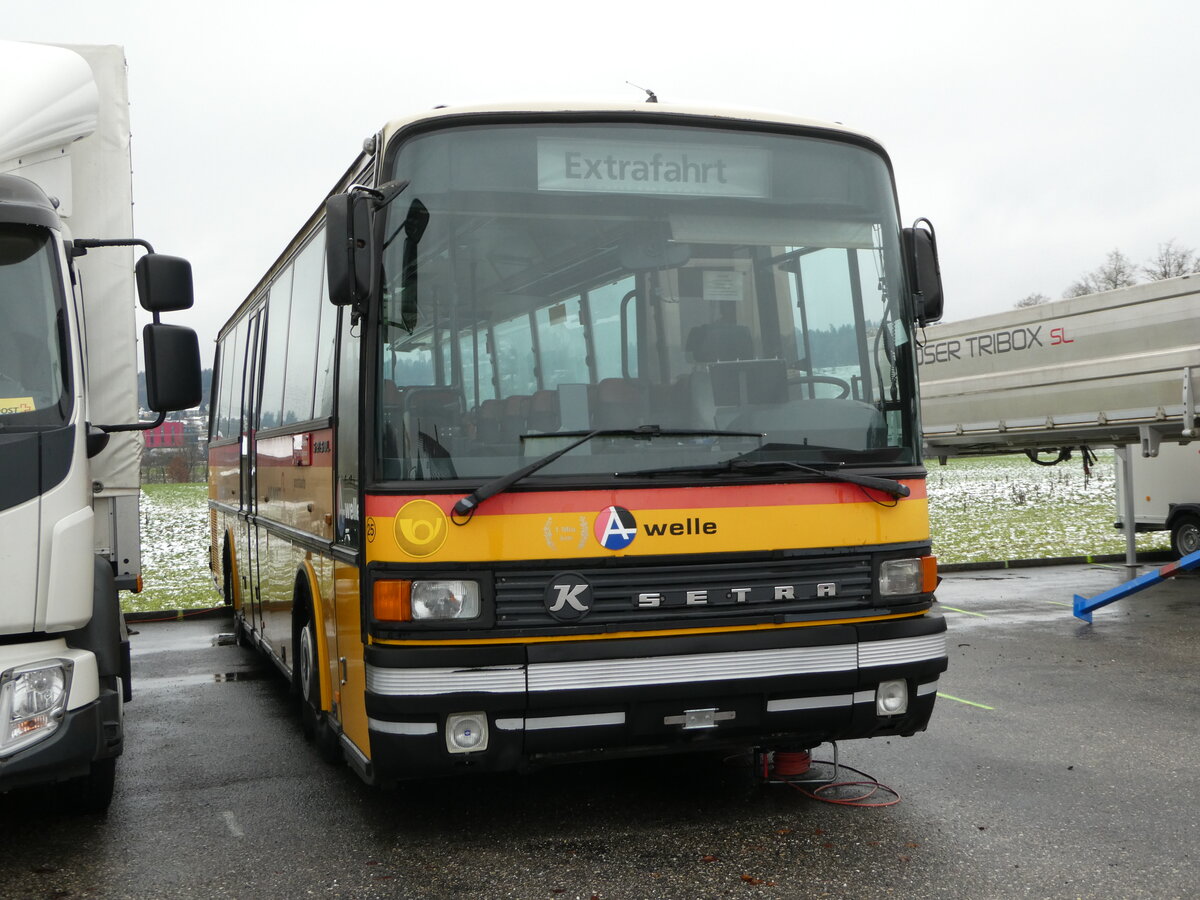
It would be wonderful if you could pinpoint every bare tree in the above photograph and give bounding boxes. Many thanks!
[1142,239,1199,281]
[1064,249,1138,298]
[1014,292,1051,309]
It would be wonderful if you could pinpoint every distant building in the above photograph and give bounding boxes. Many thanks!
[144,420,184,448]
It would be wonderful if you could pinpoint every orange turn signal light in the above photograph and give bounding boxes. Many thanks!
[374,579,412,622]
[921,556,939,594]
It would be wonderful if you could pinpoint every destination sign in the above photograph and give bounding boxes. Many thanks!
[537,138,769,198]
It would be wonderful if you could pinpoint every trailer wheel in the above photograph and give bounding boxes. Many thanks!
[1171,513,1200,557]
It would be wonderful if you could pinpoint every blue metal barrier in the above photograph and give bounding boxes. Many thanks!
[1073,549,1200,622]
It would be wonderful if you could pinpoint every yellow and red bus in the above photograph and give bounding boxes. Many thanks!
[208,102,947,785]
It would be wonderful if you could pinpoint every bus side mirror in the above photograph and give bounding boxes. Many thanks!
[904,220,944,326]
[325,192,373,308]
[136,254,194,312]
[143,323,202,412]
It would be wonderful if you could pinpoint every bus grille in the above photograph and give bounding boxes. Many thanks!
[493,555,873,628]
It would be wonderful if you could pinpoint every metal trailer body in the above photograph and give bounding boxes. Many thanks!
[919,275,1200,459]
[0,42,142,810]
[1113,440,1200,556]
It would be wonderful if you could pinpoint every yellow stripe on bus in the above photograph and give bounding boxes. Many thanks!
[366,499,930,563]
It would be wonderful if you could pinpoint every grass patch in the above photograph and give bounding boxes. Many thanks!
[927,451,1168,564]
[127,482,219,614]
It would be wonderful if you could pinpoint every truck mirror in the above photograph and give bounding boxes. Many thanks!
[904,220,944,326]
[325,191,373,307]
[135,253,194,312]
[143,323,202,411]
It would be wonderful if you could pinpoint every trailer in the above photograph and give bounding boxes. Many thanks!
[920,274,1200,459]
[919,274,1200,567]
[1112,440,1200,557]
[0,42,200,811]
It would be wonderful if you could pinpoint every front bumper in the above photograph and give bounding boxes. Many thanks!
[0,683,122,793]
[362,614,947,782]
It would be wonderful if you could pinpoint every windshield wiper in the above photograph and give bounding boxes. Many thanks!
[451,425,763,519]
[615,457,910,499]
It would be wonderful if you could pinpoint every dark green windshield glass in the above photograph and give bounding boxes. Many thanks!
[0,225,69,425]
[374,121,917,482]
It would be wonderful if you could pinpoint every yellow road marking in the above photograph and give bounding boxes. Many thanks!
[937,692,994,710]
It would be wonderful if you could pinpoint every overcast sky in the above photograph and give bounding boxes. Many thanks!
[8,0,1200,356]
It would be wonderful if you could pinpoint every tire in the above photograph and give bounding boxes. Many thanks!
[61,757,116,814]
[298,613,341,765]
[1171,513,1200,558]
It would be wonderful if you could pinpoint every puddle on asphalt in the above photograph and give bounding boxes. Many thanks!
[134,670,268,691]
[213,671,267,683]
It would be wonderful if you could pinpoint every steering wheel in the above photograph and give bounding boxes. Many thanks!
[790,374,852,399]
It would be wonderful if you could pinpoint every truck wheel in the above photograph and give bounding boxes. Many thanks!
[298,615,341,765]
[1171,514,1200,557]
[62,757,116,814]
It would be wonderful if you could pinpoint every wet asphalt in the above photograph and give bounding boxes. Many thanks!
[1,562,1198,899]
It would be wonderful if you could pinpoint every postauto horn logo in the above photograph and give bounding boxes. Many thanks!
[595,506,637,550]
[394,499,449,557]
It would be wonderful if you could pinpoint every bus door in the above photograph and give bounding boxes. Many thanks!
[241,310,264,634]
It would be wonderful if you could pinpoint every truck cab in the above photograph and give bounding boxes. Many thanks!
[0,42,200,812]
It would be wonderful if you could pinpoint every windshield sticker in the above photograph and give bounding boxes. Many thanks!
[538,139,768,198]
[595,506,638,550]
[0,397,35,415]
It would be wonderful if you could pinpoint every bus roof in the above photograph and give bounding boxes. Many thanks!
[377,101,881,149]
[216,102,887,341]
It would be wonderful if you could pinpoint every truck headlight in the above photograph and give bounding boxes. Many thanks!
[879,556,938,596]
[0,660,73,756]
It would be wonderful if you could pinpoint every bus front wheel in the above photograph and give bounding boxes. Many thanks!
[298,613,341,765]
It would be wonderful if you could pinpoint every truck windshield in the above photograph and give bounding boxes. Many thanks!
[0,225,69,427]
[374,121,918,483]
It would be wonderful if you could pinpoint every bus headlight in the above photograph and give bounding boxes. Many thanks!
[412,580,480,620]
[0,661,72,757]
[879,556,937,596]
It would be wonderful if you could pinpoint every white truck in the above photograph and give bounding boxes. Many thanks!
[0,42,200,810]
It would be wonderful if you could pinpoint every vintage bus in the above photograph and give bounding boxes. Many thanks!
[208,101,947,785]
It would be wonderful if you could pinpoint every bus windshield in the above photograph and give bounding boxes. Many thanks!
[375,121,917,483]
[0,224,69,426]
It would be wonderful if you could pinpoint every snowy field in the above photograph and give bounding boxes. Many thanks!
[129,454,1167,612]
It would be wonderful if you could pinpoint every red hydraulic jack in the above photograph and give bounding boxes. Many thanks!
[1073,548,1200,622]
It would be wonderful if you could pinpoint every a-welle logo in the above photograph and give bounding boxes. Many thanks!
[394,499,448,557]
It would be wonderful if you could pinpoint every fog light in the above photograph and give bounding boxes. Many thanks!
[0,661,72,757]
[876,679,909,716]
[445,712,488,754]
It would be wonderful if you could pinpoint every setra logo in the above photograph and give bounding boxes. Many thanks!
[595,506,638,550]
[394,499,448,557]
